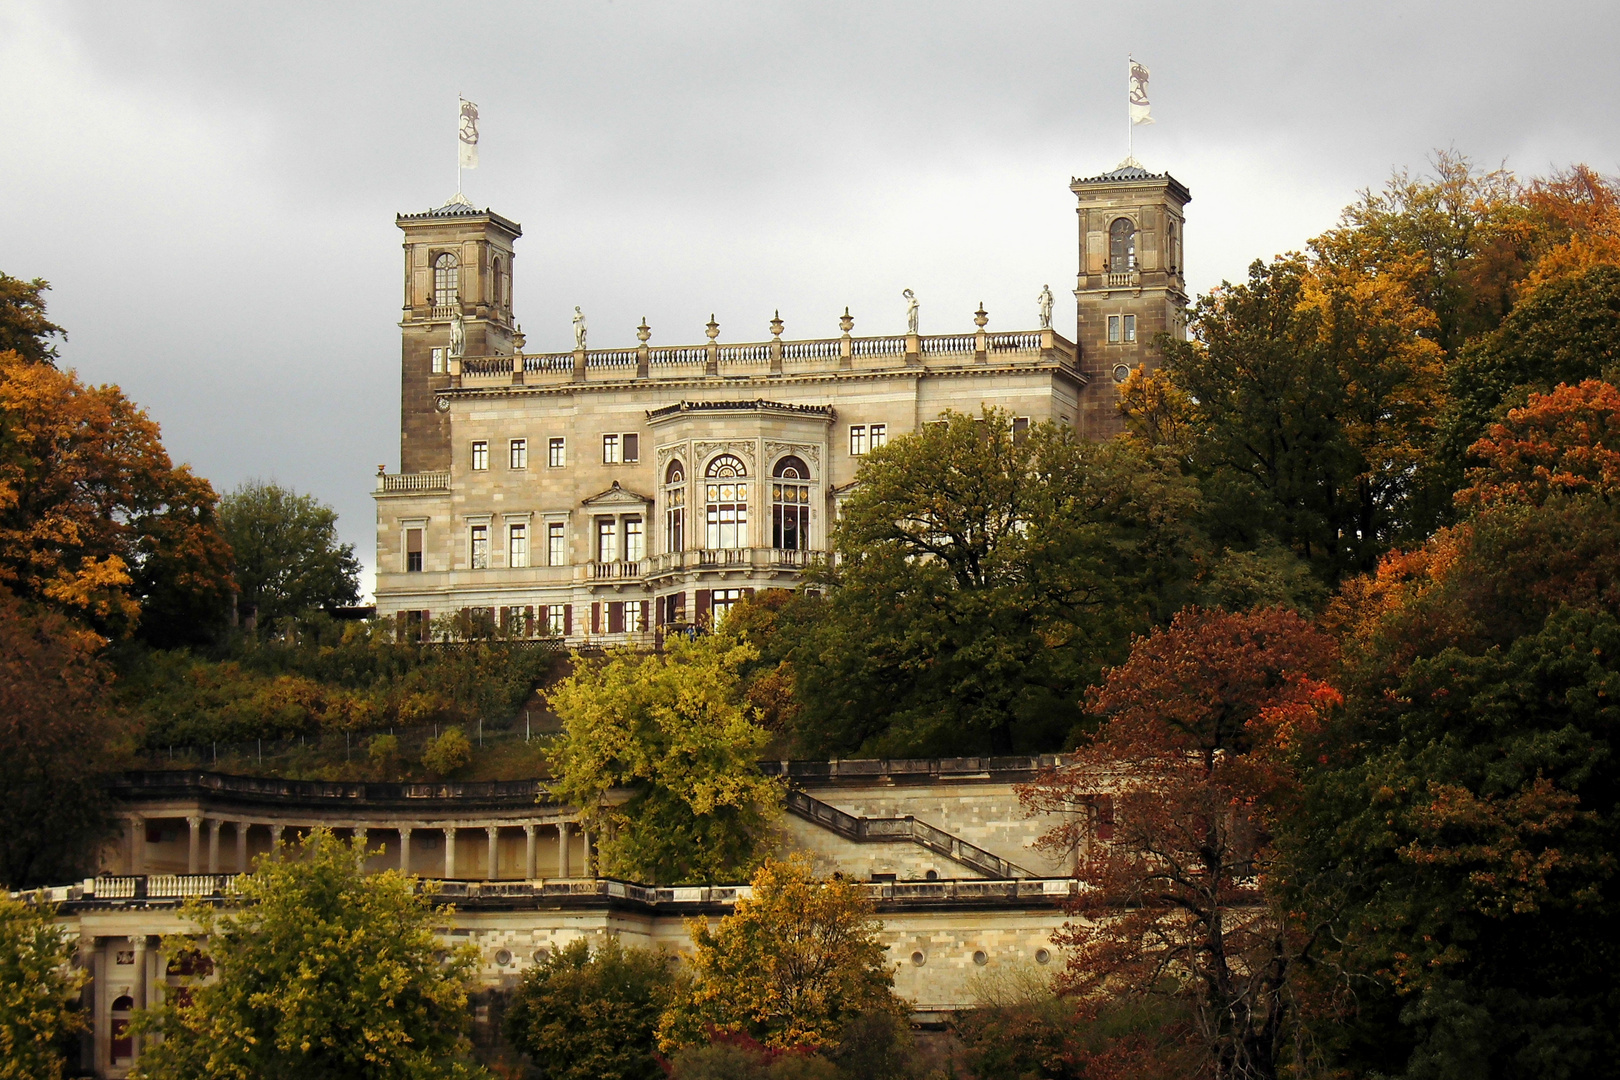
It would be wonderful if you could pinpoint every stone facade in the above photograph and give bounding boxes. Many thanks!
[374,164,1190,642]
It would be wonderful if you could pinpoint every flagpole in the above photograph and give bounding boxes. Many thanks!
[1126,56,1133,164]
[456,95,462,195]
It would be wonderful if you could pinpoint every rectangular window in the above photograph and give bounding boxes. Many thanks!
[546,605,566,635]
[602,434,621,464]
[623,433,640,463]
[869,424,887,450]
[431,347,445,374]
[1123,314,1137,343]
[666,487,685,553]
[1107,315,1121,344]
[548,522,566,566]
[711,588,744,625]
[509,439,527,469]
[849,425,867,456]
[469,524,489,569]
[471,441,489,471]
[508,523,528,568]
[624,517,644,562]
[625,601,644,633]
[1011,416,1030,444]
[548,438,566,468]
[405,528,423,572]
[597,518,618,563]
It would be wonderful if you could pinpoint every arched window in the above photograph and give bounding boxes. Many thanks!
[111,994,135,1062]
[704,455,748,550]
[1109,218,1136,273]
[433,252,459,306]
[772,456,811,551]
[664,459,686,553]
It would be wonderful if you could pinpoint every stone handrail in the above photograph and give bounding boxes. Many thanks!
[378,471,450,493]
[784,790,1037,879]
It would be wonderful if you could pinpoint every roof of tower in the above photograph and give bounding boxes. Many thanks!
[396,193,522,234]
[1070,163,1191,203]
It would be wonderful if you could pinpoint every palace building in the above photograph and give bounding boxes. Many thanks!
[373,164,1190,640]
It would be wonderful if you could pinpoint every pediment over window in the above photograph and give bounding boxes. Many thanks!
[581,480,653,508]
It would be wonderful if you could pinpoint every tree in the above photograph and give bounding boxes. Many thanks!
[785,408,1203,756]
[503,937,676,1080]
[1020,607,1341,1080]
[131,828,489,1080]
[0,273,66,366]
[657,856,904,1054]
[0,587,116,889]
[0,893,85,1080]
[0,349,234,645]
[546,635,781,885]
[219,480,360,627]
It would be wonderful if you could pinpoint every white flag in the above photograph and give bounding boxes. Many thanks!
[1129,60,1153,125]
[458,98,480,169]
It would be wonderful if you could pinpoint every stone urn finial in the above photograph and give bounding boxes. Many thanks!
[770,310,784,339]
[706,314,720,341]
[512,323,526,354]
[974,303,989,329]
[839,306,854,334]
[637,318,651,344]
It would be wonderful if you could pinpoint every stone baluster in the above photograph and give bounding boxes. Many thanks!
[523,824,538,880]
[399,827,413,874]
[486,826,499,880]
[207,819,222,875]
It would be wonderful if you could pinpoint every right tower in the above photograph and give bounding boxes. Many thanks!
[1070,164,1191,439]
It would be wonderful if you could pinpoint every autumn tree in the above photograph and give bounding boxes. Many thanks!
[131,829,489,1080]
[0,349,234,645]
[0,273,66,366]
[503,937,676,1080]
[657,856,905,1054]
[1020,607,1340,1080]
[0,893,86,1080]
[546,634,781,885]
[0,587,117,889]
[784,408,1203,756]
[219,480,360,628]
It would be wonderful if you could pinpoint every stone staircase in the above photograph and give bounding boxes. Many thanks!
[785,789,1036,879]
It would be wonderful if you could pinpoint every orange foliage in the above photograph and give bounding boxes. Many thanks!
[1459,379,1620,508]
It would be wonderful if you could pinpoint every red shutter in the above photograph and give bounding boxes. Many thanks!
[743,588,755,600]
[1096,797,1115,841]
[696,589,712,625]
[655,596,665,627]
[591,602,601,634]
[640,600,650,630]
[563,604,573,636]
[420,611,431,641]
[608,602,624,634]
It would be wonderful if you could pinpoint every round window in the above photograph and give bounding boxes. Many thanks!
[1035,948,1052,965]
[972,950,989,966]
[494,949,512,967]
[532,947,551,964]
[910,951,926,967]
[1112,364,1132,384]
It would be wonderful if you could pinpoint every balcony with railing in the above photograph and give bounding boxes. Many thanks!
[589,559,648,582]
[1103,270,1141,289]
[376,470,451,494]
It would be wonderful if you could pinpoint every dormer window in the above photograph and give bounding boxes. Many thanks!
[1109,218,1136,272]
[433,253,459,306]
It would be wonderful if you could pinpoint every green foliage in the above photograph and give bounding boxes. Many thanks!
[784,408,1203,756]
[219,480,361,626]
[502,937,676,1080]
[114,620,557,751]
[546,636,781,885]
[420,726,472,777]
[658,856,904,1053]
[130,828,489,1080]
[0,894,85,1080]
[0,588,116,888]
[0,273,66,366]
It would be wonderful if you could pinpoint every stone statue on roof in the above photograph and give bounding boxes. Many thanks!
[1038,284,1054,330]
[903,289,919,335]
[573,306,588,351]
[449,307,466,358]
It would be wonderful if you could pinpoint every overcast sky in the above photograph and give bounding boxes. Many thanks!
[3,1,1617,598]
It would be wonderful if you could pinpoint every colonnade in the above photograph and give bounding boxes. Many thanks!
[117,812,593,880]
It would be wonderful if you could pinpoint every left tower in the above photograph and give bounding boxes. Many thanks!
[396,195,522,472]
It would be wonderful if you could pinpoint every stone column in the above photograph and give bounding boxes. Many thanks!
[399,827,413,874]
[524,824,537,880]
[271,823,285,858]
[127,814,145,875]
[235,821,249,873]
[353,826,369,857]
[557,822,571,878]
[207,819,222,875]
[187,815,203,874]
[92,939,109,1076]
[582,828,594,877]
[444,827,457,878]
[486,826,499,881]
[131,935,148,1063]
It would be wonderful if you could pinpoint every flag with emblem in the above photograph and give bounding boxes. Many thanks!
[458,98,480,169]
[1129,60,1153,125]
